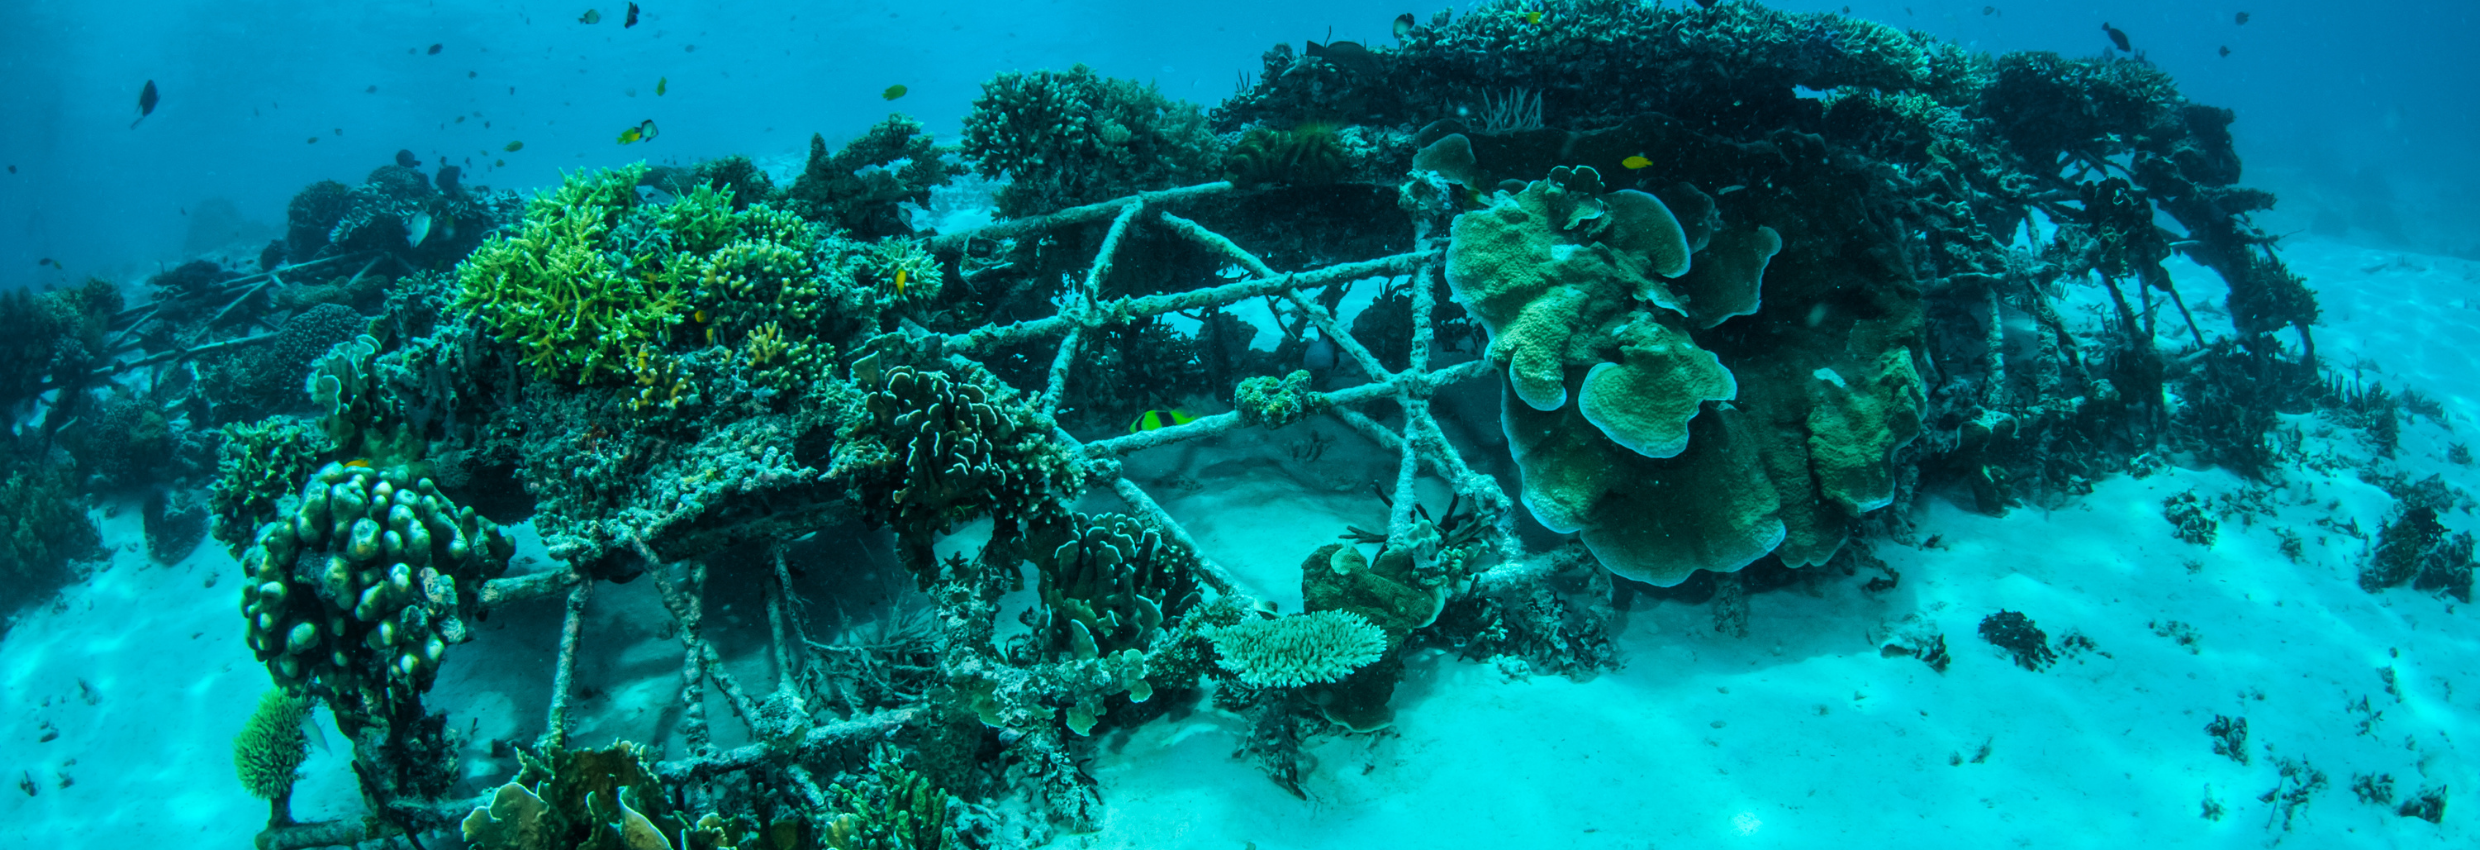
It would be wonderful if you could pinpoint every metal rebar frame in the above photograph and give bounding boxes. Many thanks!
[268,181,1533,848]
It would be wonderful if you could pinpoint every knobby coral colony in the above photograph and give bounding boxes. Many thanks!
[196,2,2329,847]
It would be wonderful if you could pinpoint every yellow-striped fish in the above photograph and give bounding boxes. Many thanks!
[1127,409,1197,433]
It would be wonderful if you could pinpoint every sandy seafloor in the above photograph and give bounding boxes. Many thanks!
[5,233,2477,848]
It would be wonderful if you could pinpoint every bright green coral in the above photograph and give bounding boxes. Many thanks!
[456,164,686,384]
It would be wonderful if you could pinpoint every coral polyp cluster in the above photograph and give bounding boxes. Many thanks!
[240,462,511,720]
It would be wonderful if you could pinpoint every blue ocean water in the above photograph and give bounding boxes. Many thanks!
[0,1,2475,847]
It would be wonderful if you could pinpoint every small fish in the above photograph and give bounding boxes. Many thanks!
[408,211,434,247]
[2102,22,2131,52]
[494,159,506,167]
[426,43,442,55]
[616,119,658,144]
[579,8,601,24]
[343,458,372,469]
[655,76,667,96]
[1693,0,1716,7]
[882,84,907,100]
[894,268,908,294]
[131,80,158,129]
[395,149,420,168]
[178,206,186,215]
[468,70,477,78]
[6,165,14,174]
[36,258,56,267]
[625,2,640,27]
[2219,45,2231,57]
[1621,155,1652,170]
[2235,12,2250,25]
[1982,5,1997,15]
[366,84,378,93]
[1128,409,1197,433]
[504,140,525,152]
[1393,13,1416,43]
[1523,10,1541,25]
[307,136,319,144]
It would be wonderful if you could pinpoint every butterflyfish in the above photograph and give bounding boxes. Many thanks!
[1128,409,1198,433]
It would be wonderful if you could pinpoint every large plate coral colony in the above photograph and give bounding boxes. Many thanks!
[7,2,2472,848]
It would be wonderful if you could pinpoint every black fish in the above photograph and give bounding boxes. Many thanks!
[427,43,442,54]
[2102,22,2131,52]
[2219,45,2231,57]
[2236,12,2250,25]
[1983,5,1997,15]
[436,165,463,194]
[395,149,420,168]
[6,165,14,174]
[625,2,639,27]
[131,80,158,129]
[366,85,378,93]
[1693,0,1716,7]
[1393,12,1415,44]
[1303,40,1380,76]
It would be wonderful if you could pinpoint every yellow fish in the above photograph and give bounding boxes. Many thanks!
[1621,155,1652,170]
[894,268,908,294]
[618,127,641,144]
[616,119,658,144]
[1525,10,1542,25]
[1128,409,1197,433]
[883,84,908,101]
[655,77,667,96]
[343,458,373,469]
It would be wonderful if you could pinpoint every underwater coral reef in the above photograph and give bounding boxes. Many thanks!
[8,2,2474,848]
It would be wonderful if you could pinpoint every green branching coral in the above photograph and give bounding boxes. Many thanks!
[208,417,326,557]
[240,462,512,731]
[781,115,964,237]
[455,164,687,384]
[830,362,1083,580]
[233,688,312,824]
[458,165,935,409]
[962,64,1223,217]
[1205,610,1387,688]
